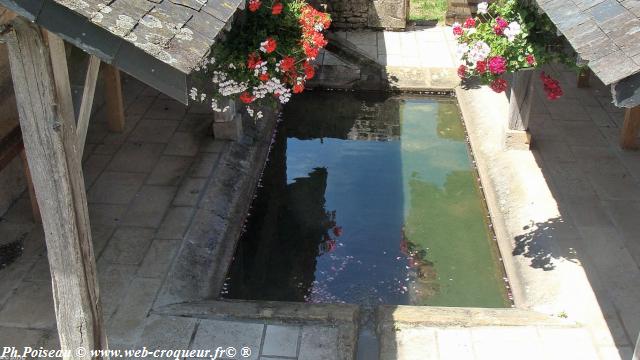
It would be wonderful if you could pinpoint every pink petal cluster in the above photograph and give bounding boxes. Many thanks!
[488,56,507,75]
[494,17,508,35]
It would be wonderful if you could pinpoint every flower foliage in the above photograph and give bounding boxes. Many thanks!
[454,0,573,99]
[190,0,331,118]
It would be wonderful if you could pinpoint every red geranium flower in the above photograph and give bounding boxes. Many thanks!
[463,17,476,28]
[280,56,296,72]
[293,83,305,93]
[247,52,261,69]
[457,65,467,79]
[239,92,255,104]
[259,73,269,81]
[526,54,536,66]
[488,56,507,75]
[312,32,328,47]
[304,62,315,79]
[303,42,319,59]
[260,37,277,53]
[453,23,464,37]
[494,17,508,35]
[490,78,508,93]
[272,1,283,15]
[248,0,261,12]
[476,60,487,73]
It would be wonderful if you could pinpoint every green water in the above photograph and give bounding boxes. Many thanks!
[222,92,510,307]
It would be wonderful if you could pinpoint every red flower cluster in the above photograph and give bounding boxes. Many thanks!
[248,0,261,12]
[540,72,563,100]
[304,62,315,79]
[463,17,476,28]
[476,60,487,73]
[526,54,536,66]
[453,24,464,37]
[272,1,283,15]
[494,17,508,35]
[240,91,256,104]
[247,52,261,69]
[299,5,331,60]
[457,65,467,79]
[260,37,277,53]
[490,78,508,93]
[488,56,507,75]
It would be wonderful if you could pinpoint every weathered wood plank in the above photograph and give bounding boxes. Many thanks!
[620,106,640,150]
[77,55,101,157]
[19,149,40,223]
[5,18,107,359]
[46,31,76,126]
[508,70,534,131]
[102,63,125,132]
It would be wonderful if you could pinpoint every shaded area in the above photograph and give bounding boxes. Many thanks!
[223,92,508,307]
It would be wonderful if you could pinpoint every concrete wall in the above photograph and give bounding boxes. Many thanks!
[312,0,409,30]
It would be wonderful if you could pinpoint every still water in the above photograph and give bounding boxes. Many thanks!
[221,92,510,307]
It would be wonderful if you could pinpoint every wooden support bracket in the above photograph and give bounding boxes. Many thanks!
[76,55,101,157]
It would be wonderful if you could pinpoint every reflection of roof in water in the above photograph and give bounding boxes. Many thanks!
[283,91,401,141]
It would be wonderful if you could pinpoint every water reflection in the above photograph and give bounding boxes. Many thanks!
[222,92,508,307]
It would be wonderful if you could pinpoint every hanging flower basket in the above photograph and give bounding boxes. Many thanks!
[190,0,331,119]
[453,0,577,100]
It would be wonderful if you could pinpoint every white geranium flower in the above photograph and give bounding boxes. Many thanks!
[477,2,488,14]
[456,43,469,60]
[468,41,491,63]
[503,21,522,42]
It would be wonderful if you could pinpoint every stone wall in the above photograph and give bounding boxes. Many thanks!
[312,0,409,30]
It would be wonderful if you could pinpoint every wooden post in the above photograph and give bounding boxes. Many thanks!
[4,18,107,359]
[620,106,640,150]
[505,70,534,149]
[102,63,125,133]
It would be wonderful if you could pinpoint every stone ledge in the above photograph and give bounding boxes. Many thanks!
[376,305,575,328]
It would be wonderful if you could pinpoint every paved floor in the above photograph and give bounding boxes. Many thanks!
[1,26,640,360]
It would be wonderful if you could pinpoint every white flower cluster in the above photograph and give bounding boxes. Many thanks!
[468,41,491,63]
[253,61,268,77]
[456,43,469,60]
[189,87,198,101]
[210,99,230,113]
[212,71,248,97]
[503,22,521,42]
[259,39,270,53]
[246,107,263,119]
[251,77,292,104]
[477,1,488,14]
